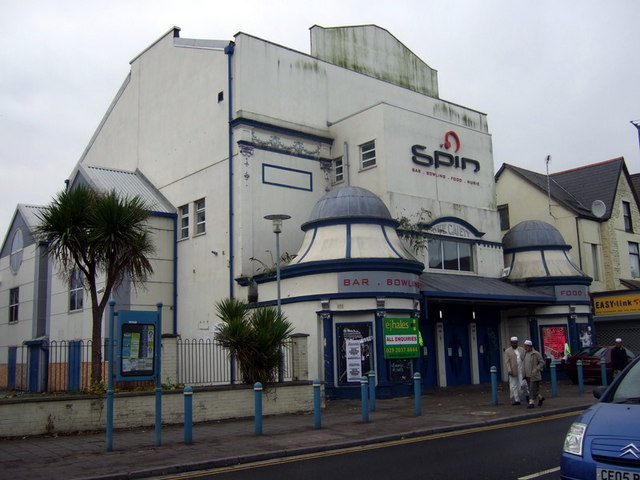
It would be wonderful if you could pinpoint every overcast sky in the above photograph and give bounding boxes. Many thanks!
[1,0,639,234]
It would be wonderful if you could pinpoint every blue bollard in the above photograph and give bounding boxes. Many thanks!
[184,386,193,444]
[413,372,422,416]
[577,360,584,393]
[550,363,558,397]
[490,366,498,405]
[313,379,322,429]
[254,382,263,435]
[600,360,608,387]
[368,370,376,412]
[106,388,114,451]
[360,377,369,423]
[155,386,162,447]
[106,301,116,452]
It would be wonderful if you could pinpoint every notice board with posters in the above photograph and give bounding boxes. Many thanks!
[116,310,159,381]
[541,325,568,363]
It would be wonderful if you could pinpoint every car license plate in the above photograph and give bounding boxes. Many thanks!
[597,467,640,479]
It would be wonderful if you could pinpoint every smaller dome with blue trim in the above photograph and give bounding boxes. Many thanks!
[502,220,589,285]
[503,220,568,252]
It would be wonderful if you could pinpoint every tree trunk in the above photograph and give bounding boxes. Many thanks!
[90,305,104,386]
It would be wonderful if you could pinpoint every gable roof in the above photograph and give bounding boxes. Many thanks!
[630,173,640,200]
[0,204,46,257]
[496,158,632,221]
[70,164,175,215]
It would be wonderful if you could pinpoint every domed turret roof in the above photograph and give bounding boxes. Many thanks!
[304,186,393,228]
[503,220,568,251]
[288,186,421,268]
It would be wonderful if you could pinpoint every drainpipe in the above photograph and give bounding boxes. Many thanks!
[631,120,640,151]
[575,217,583,270]
[172,213,178,334]
[225,41,235,298]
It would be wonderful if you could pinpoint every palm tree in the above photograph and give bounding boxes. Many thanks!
[35,185,155,386]
[214,298,293,385]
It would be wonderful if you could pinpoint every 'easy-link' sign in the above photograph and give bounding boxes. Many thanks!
[383,317,420,359]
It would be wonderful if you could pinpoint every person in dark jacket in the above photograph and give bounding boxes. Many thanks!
[611,338,629,377]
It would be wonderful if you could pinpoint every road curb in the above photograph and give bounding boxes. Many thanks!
[76,405,591,480]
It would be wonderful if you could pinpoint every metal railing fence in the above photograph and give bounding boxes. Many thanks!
[1,337,294,393]
[176,337,294,386]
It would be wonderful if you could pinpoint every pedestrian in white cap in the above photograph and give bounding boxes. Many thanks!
[504,336,525,405]
[611,338,629,377]
[523,340,545,408]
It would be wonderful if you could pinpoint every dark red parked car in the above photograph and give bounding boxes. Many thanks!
[564,346,636,384]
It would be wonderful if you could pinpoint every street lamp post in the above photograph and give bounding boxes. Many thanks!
[264,214,291,313]
[631,120,640,151]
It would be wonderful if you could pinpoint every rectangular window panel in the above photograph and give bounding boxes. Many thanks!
[9,287,19,323]
[334,157,344,184]
[630,242,640,278]
[442,241,459,270]
[591,244,600,281]
[458,242,473,271]
[498,204,510,231]
[428,239,442,269]
[195,198,206,235]
[360,140,376,169]
[179,204,189,239]
[623,201,633,233]
[69,269,84,311]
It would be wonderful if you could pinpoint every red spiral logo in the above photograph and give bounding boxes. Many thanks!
[443,131,461,152]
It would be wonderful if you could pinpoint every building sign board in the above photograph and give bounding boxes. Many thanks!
[383,317,420,359]
[593,294,640,316]
[427,222,473,238]
[410,130,482,188]
[554,285,590,302]
[338,271,420,294]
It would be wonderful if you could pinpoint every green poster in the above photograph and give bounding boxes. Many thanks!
[383,317,420,359]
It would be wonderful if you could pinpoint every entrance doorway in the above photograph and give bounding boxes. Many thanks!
[477,323,501,383]
[443,322,471,385]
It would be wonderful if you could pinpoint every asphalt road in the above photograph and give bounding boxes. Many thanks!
[151,412,578,480]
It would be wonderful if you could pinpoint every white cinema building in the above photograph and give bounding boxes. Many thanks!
[0,25,592,397]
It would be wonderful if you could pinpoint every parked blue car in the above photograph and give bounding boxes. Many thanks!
[561,355,640,479]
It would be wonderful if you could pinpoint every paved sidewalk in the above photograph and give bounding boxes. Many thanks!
[0,381,596,480]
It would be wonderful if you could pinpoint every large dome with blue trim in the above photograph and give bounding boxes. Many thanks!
[303,186,394,228]
[289,186,420,267]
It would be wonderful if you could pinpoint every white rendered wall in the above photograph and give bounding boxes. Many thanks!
[0,243,37,349]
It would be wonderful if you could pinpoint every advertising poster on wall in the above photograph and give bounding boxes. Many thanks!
[541,325,568,363]
[383,317,420,359]
[336,323,373,384]
[579,324,594,348]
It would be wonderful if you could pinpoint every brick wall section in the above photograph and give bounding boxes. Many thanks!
[0,382,317,437]
[601,176,640,290]
[291,333,309,380]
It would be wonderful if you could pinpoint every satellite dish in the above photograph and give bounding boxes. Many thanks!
[591,200,606,218]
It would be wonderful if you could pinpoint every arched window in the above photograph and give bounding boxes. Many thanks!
[9,229,23,274]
